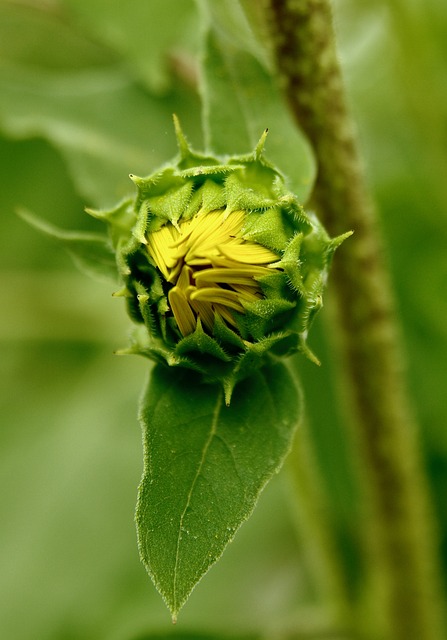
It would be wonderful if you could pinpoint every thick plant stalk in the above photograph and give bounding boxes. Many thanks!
[262,1,444,639]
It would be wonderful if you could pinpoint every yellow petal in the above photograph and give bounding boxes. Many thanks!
[217,243,278,264]
[168,286,196,336]
[194,266,272,286]
[191,287,245,312]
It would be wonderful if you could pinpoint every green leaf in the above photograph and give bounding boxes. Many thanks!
[198,0,315,202]
[17,208,117,284]
[0,63,199,207]
[0,3,202,207]
[61,0,199,93]
[136,362,301,619]
[0,1,116,70]
[198,0,269,68]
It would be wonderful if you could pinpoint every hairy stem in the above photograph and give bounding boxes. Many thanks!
[262,1,444,638]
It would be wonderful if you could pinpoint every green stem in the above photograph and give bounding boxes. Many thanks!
[261,1,444,638]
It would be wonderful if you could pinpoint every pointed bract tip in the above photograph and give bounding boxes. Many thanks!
[223,378,236,406]
[171,613,178,625]
[306,346,321,366]
[112,286,130,298]
[328,230,354,254]
[113,347,134,356]
[254,128,269,159]
[173,114,191,159]
[129,173,146,184]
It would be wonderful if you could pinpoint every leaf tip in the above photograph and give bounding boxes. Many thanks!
[85,206,102,221]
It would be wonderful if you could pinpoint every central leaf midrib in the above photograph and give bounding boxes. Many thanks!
[171,388,224,615]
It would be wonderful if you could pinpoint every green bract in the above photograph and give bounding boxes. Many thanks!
[88,119,349,403]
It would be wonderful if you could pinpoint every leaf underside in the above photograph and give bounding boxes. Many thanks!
[136,362,301,618]
[17,208,118,284]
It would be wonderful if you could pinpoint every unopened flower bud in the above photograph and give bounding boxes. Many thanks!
[89,118,350,402]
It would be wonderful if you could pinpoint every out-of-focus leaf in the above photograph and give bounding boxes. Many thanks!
[0,135,92,272]
[17,208,117,283]
[61,0,199,93]
[0,63,200,206]
[0,1,117,70]
[136,363,301,619]
[0,3,202,207]
[198,0,315,203]
[201,0,269,68]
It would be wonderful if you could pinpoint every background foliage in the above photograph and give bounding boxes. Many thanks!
[1,0,446,638]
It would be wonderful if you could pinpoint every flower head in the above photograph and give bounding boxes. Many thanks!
[146,207,280,337]
[89,119,350,402]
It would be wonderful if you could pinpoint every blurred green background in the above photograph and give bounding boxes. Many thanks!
[1,1,446,638]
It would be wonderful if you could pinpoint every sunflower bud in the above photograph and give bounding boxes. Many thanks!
[89,118,350,402]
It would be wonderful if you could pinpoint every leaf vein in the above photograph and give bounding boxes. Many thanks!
[171,388,224,614]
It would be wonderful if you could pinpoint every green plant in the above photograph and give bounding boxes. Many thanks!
[2,1,447,639]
